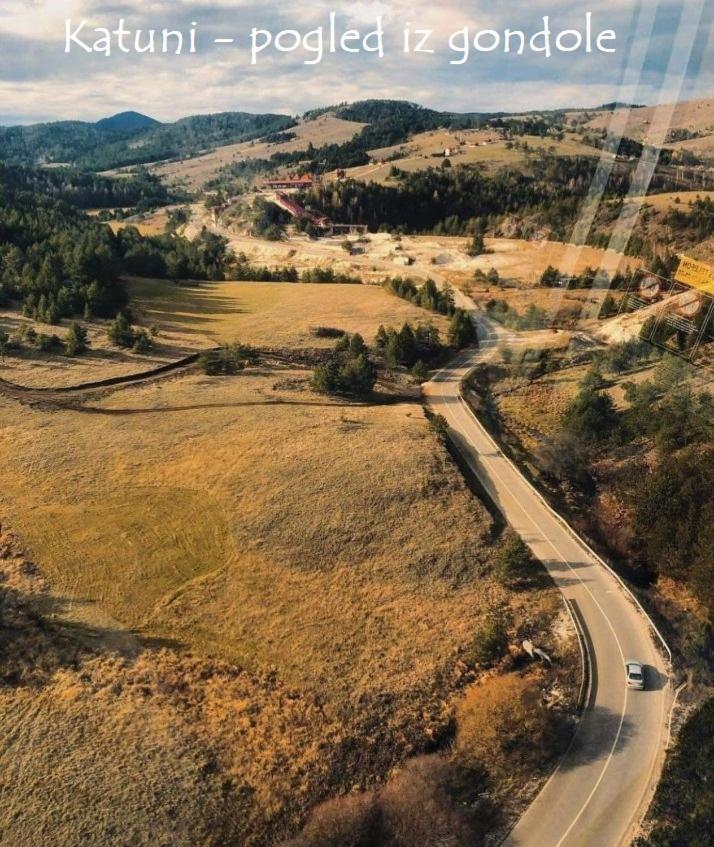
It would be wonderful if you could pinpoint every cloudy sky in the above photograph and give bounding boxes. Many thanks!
[0,0,712,124]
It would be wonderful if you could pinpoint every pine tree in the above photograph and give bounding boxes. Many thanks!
[466,232,486,257]
[448,310,477,349]
[107,312,135,347]
[349,333,367,355]
[65,321,89,356]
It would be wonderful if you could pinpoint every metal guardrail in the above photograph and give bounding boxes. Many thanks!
[564,597,593,713]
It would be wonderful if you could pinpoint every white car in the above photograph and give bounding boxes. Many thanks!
[625,660,645,690]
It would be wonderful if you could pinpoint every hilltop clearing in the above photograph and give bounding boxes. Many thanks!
[336,129,599,185]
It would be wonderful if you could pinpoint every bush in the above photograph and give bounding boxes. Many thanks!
[563,387,618,444]
[64,321,89,356]
[107,312,135,348]
[466,232,487,257]
[582,364,605,391]
[638,697,714,847]
[464,619,508,667]
[428,412,449,441]
[294,756,493,847]
[36,332,62,352]
[411,360,429,383]
[379,755,490,847]
[456,674,562,778]
[132,329,153,354]
[493,532,535,586]
[296,792,380,847]
[312,335,377,397]
[198,342,258,376]
[311,326,345,339]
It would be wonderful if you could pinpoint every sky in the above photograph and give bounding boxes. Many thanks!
[0,0,712,124]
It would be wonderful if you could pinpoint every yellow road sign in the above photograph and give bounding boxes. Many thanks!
[675,255,714,295]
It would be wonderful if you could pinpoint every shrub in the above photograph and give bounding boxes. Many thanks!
[312,335,376,397]
[411,360,429,383]
[563,387,618,444]
[132,329,153,354]
[493,532,535,586]
[456,674,562,778]
[464,619,508,666]
[466,232,487,257]
[428,412,449,441]
[107,312,135,348]
[64,321,89,357]
[36,333,62,352]
[311,326,345,339]
[638,697,714,847]
[198,342,258,376]
[296,792,380,847]
[379,756,489,847]
[294,756,493,847]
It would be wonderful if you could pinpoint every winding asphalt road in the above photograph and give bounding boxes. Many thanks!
[424,292,671,847]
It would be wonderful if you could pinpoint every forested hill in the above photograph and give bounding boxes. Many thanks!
[0,168,126,320]
[0,164,171,210]
[305,100,489,134]
[0,111,297,171]
[1,99,572,173]
[0,165,233,323]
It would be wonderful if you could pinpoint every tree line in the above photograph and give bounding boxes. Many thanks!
[0,169,237,322]
[0,164,172,210]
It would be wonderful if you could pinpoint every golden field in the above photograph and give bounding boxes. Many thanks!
[585,96,714,146]
[0,280,447,389]
[128,278,450,350]
[0,279,565,846]
[495,364,590,450]
[0,371,559,846]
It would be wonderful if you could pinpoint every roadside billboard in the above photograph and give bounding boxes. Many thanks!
[675,255,714,295]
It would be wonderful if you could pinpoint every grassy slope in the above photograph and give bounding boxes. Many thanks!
[150,114,367,190]
[127,278,450,350]
[0,281,561,846]
[585,97,714,142]
[340,132,598,185]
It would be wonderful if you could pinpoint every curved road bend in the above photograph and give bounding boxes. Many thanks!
[424,292,671,847]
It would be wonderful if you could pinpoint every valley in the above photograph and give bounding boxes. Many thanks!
[1,93,713,847]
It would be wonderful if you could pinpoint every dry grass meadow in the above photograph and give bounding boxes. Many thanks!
[127,278,451,350]
[620,190,714,212]
[585,96,714,147]
[494,364,590,450]
[0,280,448,389]
[0,279,567,846]
[340,131,598,185]
[150,114,367,190]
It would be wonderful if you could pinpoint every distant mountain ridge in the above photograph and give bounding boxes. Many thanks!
[0,97,701,175]
[0,110,297,171]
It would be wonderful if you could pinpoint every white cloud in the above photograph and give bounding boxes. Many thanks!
[0,0,710,123]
